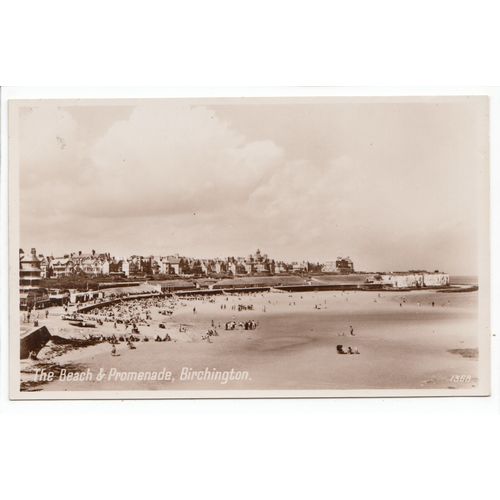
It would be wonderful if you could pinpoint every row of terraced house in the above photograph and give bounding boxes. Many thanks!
[22,248,321,279]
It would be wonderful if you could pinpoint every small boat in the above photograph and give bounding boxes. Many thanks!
[69,320,96,328]
[62,314,82,321]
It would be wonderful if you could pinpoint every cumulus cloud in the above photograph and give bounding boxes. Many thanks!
[17,98,485,274]
[75,104,284,217]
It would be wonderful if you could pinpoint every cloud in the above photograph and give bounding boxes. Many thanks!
[18,99,484,274]
[70,103,285,217]
[20,103,285,218]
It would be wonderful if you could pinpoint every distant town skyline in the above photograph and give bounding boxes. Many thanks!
[16,97,487,274]
[20,245,349,267]
[19,246,453,276]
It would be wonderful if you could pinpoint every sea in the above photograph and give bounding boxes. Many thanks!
[450,275,478,286]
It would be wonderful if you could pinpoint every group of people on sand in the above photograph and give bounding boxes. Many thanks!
[236,304,254,311]
[155,333,172,342]
[81,296,177,327]
[337,324,359,355]
[109,331,173,355]
[22,308,50,324]
[201,328,219,342]
[88,292,260,351]
[225,320,258,331]
[88,333,143,344]
[336,345,360,355]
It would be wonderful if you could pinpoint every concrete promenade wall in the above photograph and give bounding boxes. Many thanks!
[75,281,455,316]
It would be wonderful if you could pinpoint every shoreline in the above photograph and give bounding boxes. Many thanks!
[76,283,474,313]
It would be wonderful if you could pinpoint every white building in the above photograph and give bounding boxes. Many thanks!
[291,261,308,272]
[422,272,450,287]
[120,259,130,277]
[380,273,423,288]
[379,271,449,289]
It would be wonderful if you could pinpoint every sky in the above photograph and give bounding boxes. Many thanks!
[15,97,488,274]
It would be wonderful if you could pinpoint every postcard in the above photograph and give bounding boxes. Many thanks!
[8,95,490,399]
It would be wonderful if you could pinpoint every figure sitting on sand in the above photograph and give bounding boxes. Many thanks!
[336,344,360,355]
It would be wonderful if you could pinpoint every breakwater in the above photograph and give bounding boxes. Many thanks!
[20,325,52,359]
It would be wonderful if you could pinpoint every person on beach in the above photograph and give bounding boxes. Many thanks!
[350,325,354,336]
[111,344,117,356]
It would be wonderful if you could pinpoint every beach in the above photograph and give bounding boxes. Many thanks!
[20,288,479,392]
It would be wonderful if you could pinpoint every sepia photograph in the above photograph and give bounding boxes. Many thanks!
[8,95,490,399]
[3,4,500,500]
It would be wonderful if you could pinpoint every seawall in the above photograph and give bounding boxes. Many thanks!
[20,325,52,359]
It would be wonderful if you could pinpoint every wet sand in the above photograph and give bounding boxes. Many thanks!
[20,289,479,392]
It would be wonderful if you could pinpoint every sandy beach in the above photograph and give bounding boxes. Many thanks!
[19,288,479,392]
